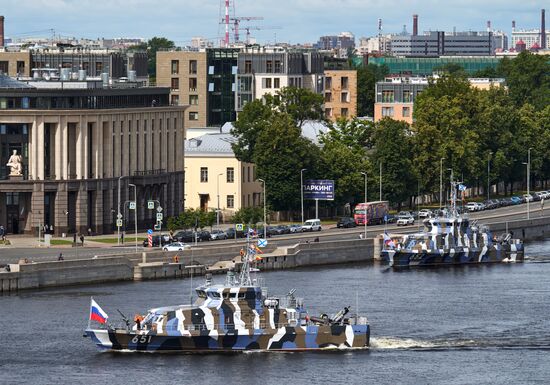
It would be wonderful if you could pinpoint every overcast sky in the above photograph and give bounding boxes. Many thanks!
[2,0,546,45]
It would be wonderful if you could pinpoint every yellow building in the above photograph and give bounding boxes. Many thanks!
[184,131,262,220]
[323,70,357,121]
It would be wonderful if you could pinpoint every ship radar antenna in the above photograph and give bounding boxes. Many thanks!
[238,230,253,286]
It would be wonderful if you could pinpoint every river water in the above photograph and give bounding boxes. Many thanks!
[1,241,550,384]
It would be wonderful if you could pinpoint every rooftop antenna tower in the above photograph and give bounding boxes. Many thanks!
[378,18,382,52]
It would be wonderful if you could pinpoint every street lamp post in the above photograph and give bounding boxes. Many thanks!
[117,176,125,246]
[300,168,306,224]
[524,148,532,219]
[258,179,266,230]
[361,171,368,240]
[216,173,223,228]
[487,152,493,201]
[379,162,382,202]
[128,184,138,252]
[439,158,445,210]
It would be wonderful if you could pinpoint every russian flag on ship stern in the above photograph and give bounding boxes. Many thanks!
[89,298,109,324]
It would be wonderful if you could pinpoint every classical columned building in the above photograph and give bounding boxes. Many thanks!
[0,75,187,235]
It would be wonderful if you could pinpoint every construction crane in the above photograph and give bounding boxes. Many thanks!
[242,26,282,44]
[230,17,264,43]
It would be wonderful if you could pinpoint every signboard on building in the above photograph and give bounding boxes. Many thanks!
[303,179,335,200]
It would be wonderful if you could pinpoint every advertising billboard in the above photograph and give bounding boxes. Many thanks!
[303,179,335,200]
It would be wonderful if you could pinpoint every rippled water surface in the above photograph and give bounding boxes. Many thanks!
[1,240,550,384]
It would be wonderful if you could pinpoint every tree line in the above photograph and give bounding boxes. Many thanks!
[231,51,550,213]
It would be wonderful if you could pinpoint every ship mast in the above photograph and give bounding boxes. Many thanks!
[449,170,463,217]
[238,232,253,286]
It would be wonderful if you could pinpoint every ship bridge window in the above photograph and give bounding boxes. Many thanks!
[230,293,237,299]
[196,290,207,298]
[208,292,221,299]
[238,293,246,299]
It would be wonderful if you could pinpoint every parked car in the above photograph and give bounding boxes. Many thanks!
[510,196,523,205]
[396,214,414,226]
[275,225,290,235]
[465,202,479,212]
[142,234,171,247]
[418,209,433,219]
[336,217,356,228]
[541,191,550,199]
[196,230,211,242]
[289,224,302,233]
[225,228,246,239]
[210,230,227,240]
[257,226,276,238]
[385,214,397,223]
[173,230,194,243]
[302,219,322,232]
[523,194,534,202]
[162,242,191,251]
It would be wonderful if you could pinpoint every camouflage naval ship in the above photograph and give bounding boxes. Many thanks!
[84,241,370,352]
[381,181,524,269]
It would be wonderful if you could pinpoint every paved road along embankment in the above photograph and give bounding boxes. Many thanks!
[0,238,374,293]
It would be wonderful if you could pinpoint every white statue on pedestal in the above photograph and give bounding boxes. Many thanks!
[6,149,23,176]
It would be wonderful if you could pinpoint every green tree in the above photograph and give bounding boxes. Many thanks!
[433,63,468,77]
[498,51,550,110]
[271,87,325,127]
[356,64,388,117]
[371,118,417,208]
[252,114,321,211]
[232,207,265,225]
[130,37,175,79]
[230,99,273,163]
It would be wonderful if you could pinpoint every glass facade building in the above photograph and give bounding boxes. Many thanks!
[367,56,502,76]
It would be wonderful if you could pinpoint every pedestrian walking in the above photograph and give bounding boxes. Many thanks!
[121,231,125,244]
[50,225,54,234]
[87,227,92,237]
[541,198,545,216]
[80,234,85,246]
[58,253,64,261]
[0,225,5,241]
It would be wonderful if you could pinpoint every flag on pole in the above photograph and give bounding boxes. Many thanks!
[89,298,109,324]
[383,232,395,249]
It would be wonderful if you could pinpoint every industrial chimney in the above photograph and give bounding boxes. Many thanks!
[487,20,491,32]
[512,20,516,31]
[413,14,418,36]
[0,16,4,48]
[541,9,546,49]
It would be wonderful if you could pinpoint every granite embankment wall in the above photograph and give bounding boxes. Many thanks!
[0,239,373,293]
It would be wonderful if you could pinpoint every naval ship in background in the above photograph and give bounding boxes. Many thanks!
[381,180,524,269]
[85,237,370,352]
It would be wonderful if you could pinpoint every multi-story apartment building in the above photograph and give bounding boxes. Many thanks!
[157,49,238,128]
[374,77,505,124]
[235,48,324,112]
[0,75,186,235]
[391,31,495,57]
[0,50,147,80]
[184,131,262,219]
[511,29,550,50]
[323,70,357,121]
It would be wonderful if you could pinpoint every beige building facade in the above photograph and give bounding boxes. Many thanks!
[323,70,357,121]
[0,51,32,77]
[157,51,208,128]
[184,132,262,221]
[0,77,186,235]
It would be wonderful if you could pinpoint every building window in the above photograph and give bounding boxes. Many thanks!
[189,60,197,74]
[16,61,25,74]
[189,95,199,105]
[189,78,197,92]
[341,108,349,117]
[171,78,179,90]
[325,77,332,89]
[382,107,394,117]
[266,60,273,73]
[324,92,332,102]
[402,106,411,117]
[189,112,199,121]
[200,167,208,182]
[341,77,349,89]
[227,195,234,209]
[245,60,252,74]
[403,90,412,103]
[0,61,8,73]
[273,78,280,88]
[247,166,251,182]
[341,92,349,103]
[171,94,179,105]
[262,78,272,88]
[382,90,394,102]
[171,60,179,75]
[274,60,282,73]
[325,108,332,117]
[226,167,234,183]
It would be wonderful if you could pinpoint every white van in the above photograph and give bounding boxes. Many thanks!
[302,219,321,232]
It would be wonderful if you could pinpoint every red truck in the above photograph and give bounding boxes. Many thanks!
[353,201,389,225]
